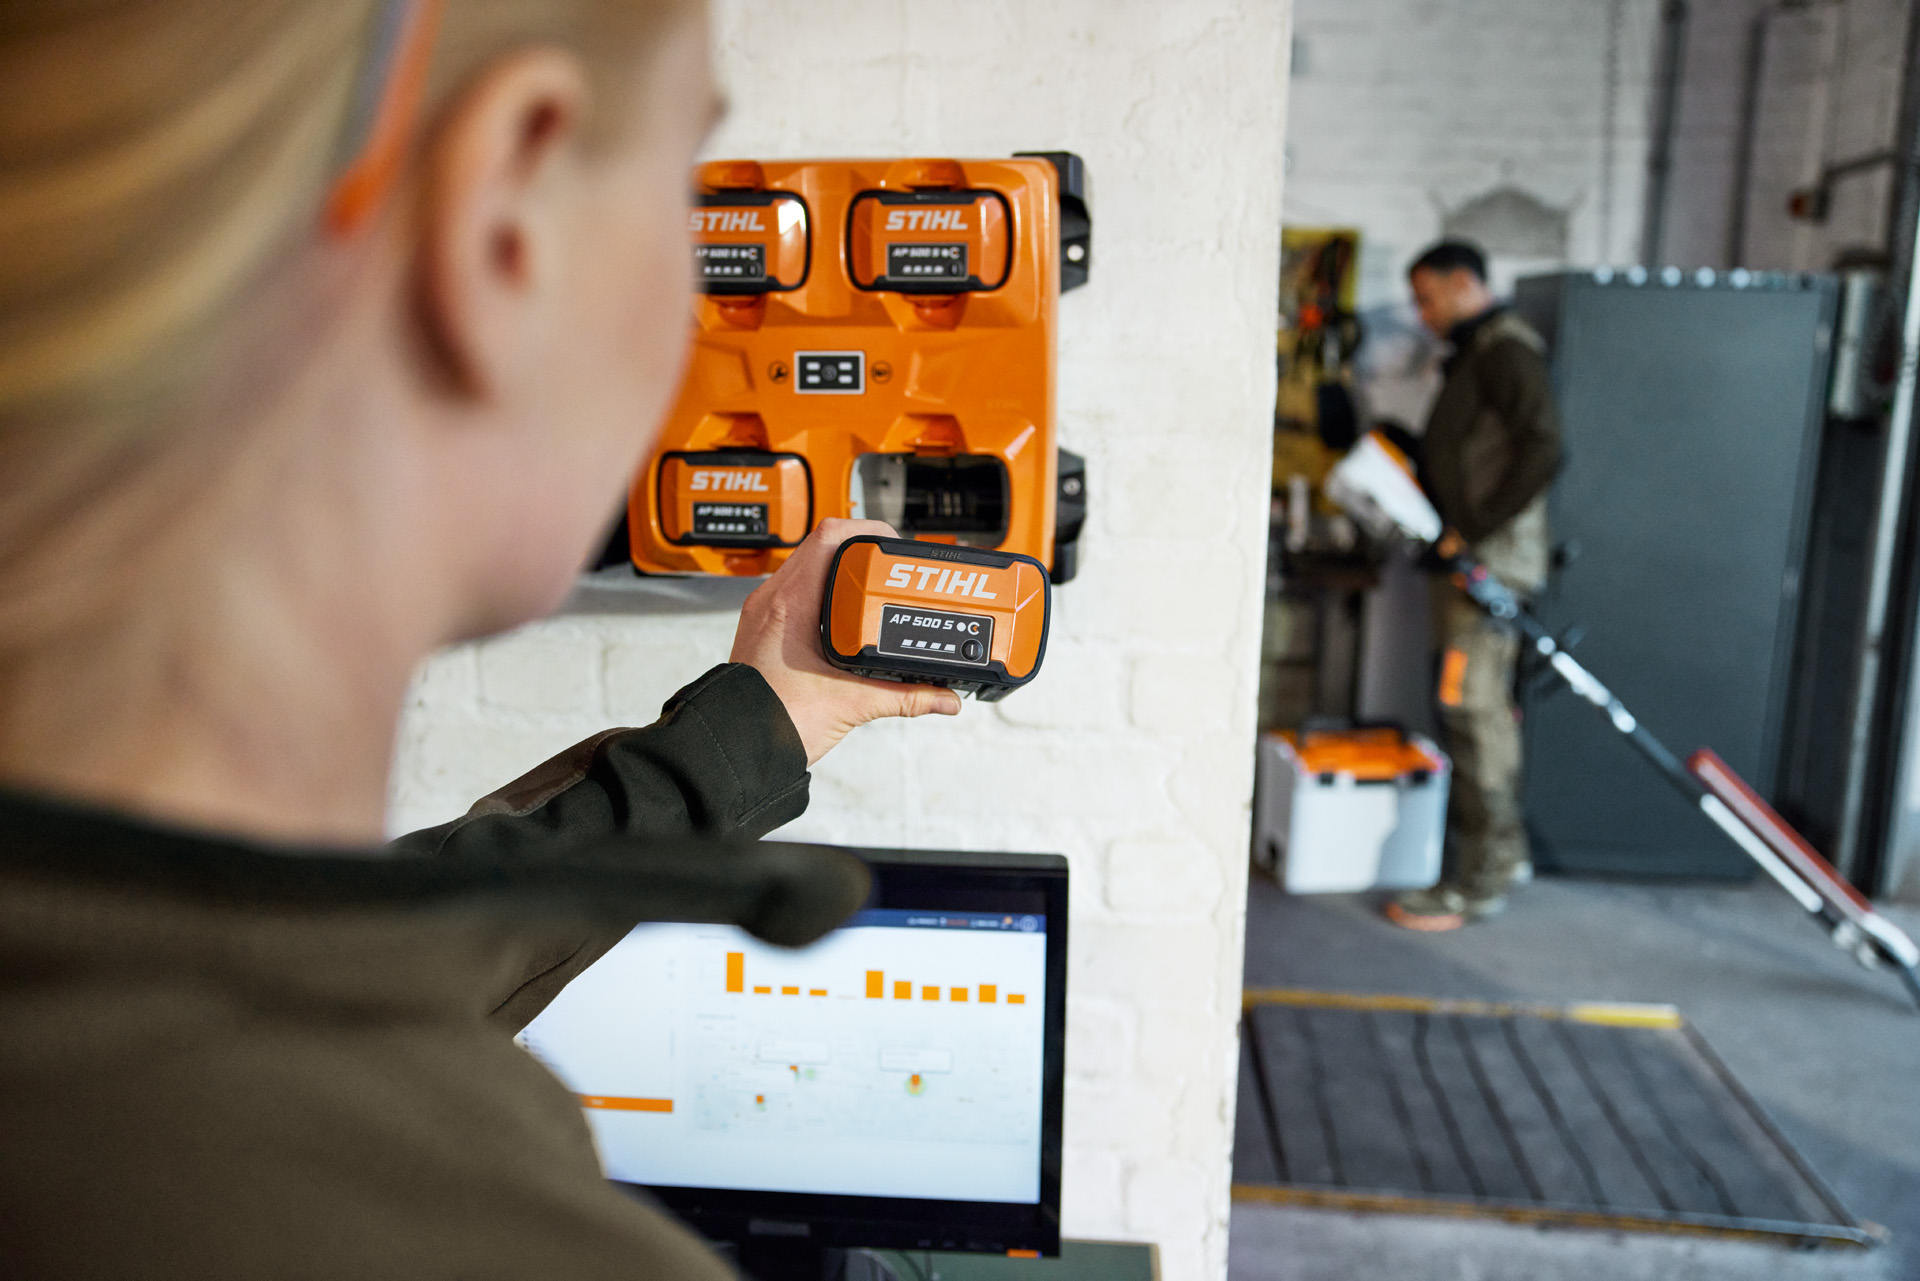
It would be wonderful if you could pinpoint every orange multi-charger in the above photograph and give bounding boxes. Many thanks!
[612,153,1088,582]
[602,152,1088,697]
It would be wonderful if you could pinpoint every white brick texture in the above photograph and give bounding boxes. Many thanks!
[1286,0,1660,306]
[1282,0,1907,286]
[388,5,1289,1279]
[1721,0,1907,272]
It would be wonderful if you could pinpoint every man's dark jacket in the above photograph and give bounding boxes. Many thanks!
[0,663,854,1279]
[1419,307,1563,588]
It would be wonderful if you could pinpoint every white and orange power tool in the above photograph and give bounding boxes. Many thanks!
[1328,431,1920,1009]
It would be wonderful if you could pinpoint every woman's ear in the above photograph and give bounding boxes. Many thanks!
[410,49,591,401]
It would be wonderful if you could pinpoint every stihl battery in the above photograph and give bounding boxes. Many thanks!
[846,188,1013,293]
[690,190,811,295]
[820,536,1050,701]
[656,450,812,549]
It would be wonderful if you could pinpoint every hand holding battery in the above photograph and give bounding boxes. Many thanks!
[730,519,962,766]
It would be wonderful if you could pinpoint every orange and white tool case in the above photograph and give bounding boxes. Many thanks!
[820,537,1050,702]
[1253,729,1451,893]
[629,157,1062,576]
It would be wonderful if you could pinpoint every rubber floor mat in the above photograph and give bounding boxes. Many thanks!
[1232,990,1874,1248]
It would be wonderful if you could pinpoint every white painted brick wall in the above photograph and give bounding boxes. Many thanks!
[1581,0,1907,273]
[389,5,1290,1278]
[1285,0,1660,308]
[1732,0,1907,272]
[1658,0,1771,269]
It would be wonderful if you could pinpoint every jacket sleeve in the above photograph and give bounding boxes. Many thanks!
[388,662,813,1029]
[391,663,809,859]
[1461,337,1563,543]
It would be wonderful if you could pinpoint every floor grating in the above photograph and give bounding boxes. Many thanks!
[1232,990,1874,1248]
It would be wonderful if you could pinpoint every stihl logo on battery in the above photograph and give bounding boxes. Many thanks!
[688,470,770,493]
[884,562,998,599]
[884,209,968,232]
[691,210,766,233]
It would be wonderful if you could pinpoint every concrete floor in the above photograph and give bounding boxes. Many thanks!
[1229,873,1920,1280]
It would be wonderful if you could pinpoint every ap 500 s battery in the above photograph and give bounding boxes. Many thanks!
[820,536,1050,701]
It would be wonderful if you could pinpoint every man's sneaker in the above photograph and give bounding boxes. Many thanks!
[1464,891,1508,920]
[1384,886,1507,932]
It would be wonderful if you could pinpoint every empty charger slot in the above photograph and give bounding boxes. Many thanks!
[850,454,1009,547]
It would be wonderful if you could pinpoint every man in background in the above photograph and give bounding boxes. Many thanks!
[1386,240,1562,931]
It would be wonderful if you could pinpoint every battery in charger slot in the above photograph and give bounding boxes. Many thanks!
[692,503,769,536]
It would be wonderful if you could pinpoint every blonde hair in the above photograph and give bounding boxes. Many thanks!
[0,0,686,617]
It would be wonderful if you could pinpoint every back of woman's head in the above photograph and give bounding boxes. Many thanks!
[0,0,690,633]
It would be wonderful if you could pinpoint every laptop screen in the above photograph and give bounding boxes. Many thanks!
[516,908,1049,1204]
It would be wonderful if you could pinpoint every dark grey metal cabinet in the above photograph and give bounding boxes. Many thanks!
[1513,270,1837,879]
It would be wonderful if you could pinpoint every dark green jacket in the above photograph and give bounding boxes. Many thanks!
[0,663,857,1279]
[1419,308,1562,587]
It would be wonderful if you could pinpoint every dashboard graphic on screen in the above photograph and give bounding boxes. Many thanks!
[516,910,1048,1205]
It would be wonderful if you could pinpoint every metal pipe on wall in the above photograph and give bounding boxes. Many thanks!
[1727,1,1840,268]
[1839,0,1920,892]
[1600,0,1625,257]
[1641,0,1690,266]
[1853,227,1920,893]
[1726,5,1773,267]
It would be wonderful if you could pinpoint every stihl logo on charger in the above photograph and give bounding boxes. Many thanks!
[884,562,999,599]
[688,470,771,493]
[691,210,766,233]
[884,208,968,231]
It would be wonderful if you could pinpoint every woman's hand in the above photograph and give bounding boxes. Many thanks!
[730,519,962,765]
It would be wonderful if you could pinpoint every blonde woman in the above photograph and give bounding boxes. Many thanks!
[0,1,957,1274]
